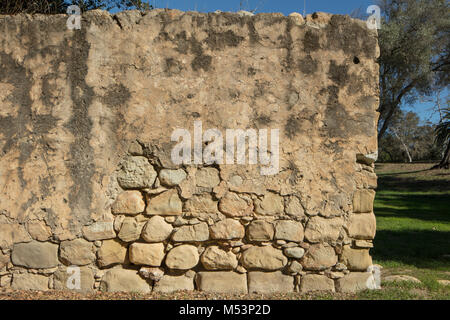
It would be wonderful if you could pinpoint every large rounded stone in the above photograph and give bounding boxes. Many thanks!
[201,246,238,270]
[300,243,338,271]
[117,156,157,189]
[165,245,199,270]
[142,216,173,242]
[210,219,245,240]
[97,239,127,268]
[111,191,145,215]
[129,243,165,266]
[11,241,59,269]
[59,238,96,266]
[241,246,287,270]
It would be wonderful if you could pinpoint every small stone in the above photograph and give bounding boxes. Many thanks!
[165,216,176,223]
[248,271,294,293]
[241,246,287,270]
[128,141,143,155]
[254,192,284,215]
[82,222,116,241]
[139,267,164,281]
[59,238,95,266]
[97,239,127,268]
[165,245,199,270]
[334,263,347,271]
[142,216,173,242]
[114,215,125,232]
[201,246,238,270]
[353,240,374,248]
[288,12,304,25]
[236,266,247,274]
[129,243,165,266]
[288,261,303,274]
[196,272,247,293]
[100,269,150,293]
[237,10,254,16]
[111,191,145,215]
[300,274,335,293]
[146,189,182,216]
[210,219,245,240]
[117,156,157,189]
[247,220,274,242]
[172,223,209,242]
[0,275,11,287]
[153,274,194,293]
[274,220,304,242]
[11,273,49,291]
[159,169,187,187]
[284,247,305,259]
[11,241,59,269]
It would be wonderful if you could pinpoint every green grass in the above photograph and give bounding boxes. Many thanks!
[366,163,450,299]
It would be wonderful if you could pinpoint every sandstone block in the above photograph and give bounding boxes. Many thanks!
[218,192,253,217]
[283,247,305,259]
[60,238,96,266]
[185,194,219,214]
[153,274,194,293]
[304,216,344,243]
[12,273,49,291]
[336,272,376,293]
[300,243,337,271]
[142,216,173,242]
[285,196,306,217]
[0,223,32,249]
[172,222,210,242]
[241,246,287,270]
[165,244,199,270]
[26,220,52,242]
[210,218,245,240]
[274,220,304,242]
[118,217,144,242]
[341,246,372,271]
[248,271,294,293]
[129,243,165,266]
[111,191,145,215]
[201,246,238,270]
[353,189,375,213]
[146,189,182,216]
[254,192,284,215]
[100,269,150,293]
[196,272,247,294]
[82,222,116,241]
[159,169,187,187]
[347,213,376,240]
[53,266,95,292]
[195,167,220,188]
[247,220,274,242]
[97,239,127,268]
[300,274,335,293]
[11,241,59,269]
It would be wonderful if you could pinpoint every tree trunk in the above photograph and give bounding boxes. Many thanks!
[432,142,450,169]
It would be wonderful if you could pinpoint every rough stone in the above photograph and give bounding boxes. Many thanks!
[118,217,144,242]
[274,220,304,242]
[129,242,165,266]
[146,189,182,216]
[111,191,145,215]
[97,239,127,268]
[53,266,95,292]
[285,196,306,217]
[341,246,372,271]
[139,267,164,281]
[210,219,245,240]
[100,269,150,293]
[247,220,274,242]
[11,273,49,291]
[248,271,294,293]
[159,169,187,187]
[60,238,96,266]
[82,222,116,241]
[0,223,31,250]
[141,216,173,242]
[195,167,220,189]
[26,220,52,242]
[117,156,157,189]
[304,216,344,243]
[201,246,238,270]
[165,245,199,270]
[301,243,338,271]
[172,222,209,242]
[300,274,335,293]
[241,246,287,270]
[11,241,59,269]
[196,272,247,293]
[336,272,377,293]
[184,194,219,214]
[218,192,253,217]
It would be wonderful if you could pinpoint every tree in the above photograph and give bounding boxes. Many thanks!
[377,0,450,142]
[433,107,450,168]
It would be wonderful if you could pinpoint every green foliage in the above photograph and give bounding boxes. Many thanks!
[377,0,450,140]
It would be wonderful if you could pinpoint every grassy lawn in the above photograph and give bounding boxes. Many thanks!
[369,163,450,299]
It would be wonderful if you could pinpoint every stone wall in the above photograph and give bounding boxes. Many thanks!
[0,9,380,294]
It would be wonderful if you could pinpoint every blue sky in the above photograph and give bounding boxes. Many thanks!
[116,0,445,124]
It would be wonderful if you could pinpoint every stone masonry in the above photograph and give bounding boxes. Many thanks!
[0,9,379,294]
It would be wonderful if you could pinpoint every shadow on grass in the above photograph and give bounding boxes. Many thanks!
[378,176,450,192]
[373,229,450,269]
